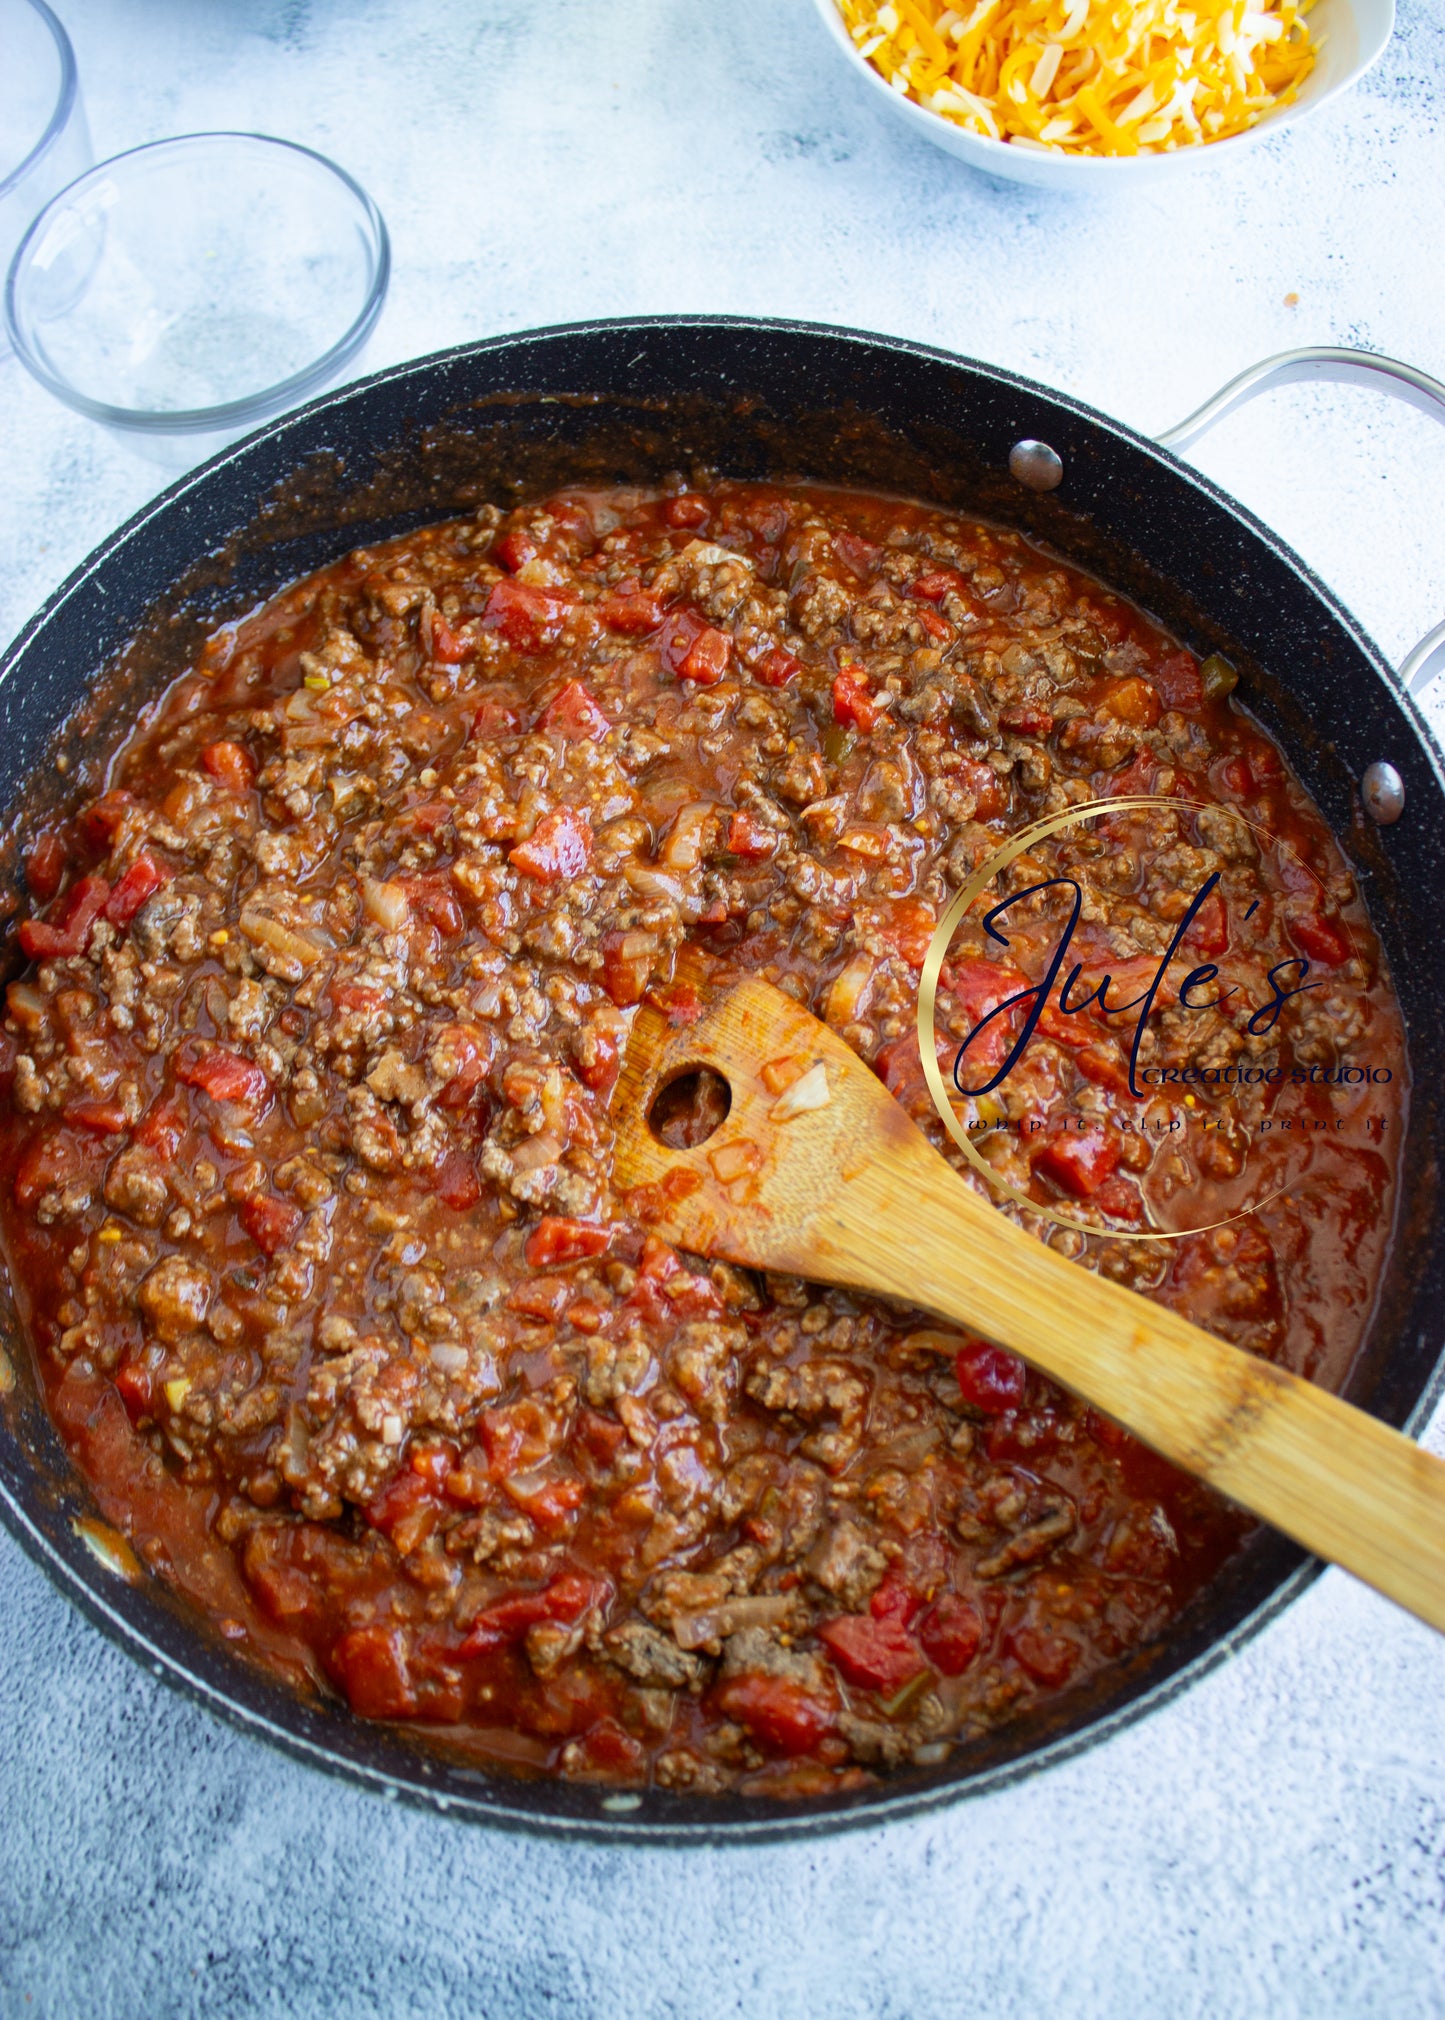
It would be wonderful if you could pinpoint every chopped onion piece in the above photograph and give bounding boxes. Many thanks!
[771,1061,830,1121]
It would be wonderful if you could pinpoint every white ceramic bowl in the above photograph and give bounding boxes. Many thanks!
[808,0,1393,189]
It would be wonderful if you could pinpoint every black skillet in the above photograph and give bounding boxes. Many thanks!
[2,316,1443,1844]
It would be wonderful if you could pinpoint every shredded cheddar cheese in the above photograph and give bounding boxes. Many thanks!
[835,0,1316,156]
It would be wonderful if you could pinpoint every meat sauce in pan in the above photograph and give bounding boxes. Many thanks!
[0,482,1405,1797]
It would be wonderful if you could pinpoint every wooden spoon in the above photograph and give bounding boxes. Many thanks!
[614,954,1445,1634]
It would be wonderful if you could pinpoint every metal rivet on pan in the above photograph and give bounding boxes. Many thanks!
[1009,440,1064,491]
[1361,761,1405,825]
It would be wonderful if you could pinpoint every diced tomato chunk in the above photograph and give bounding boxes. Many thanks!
[600,929,657,1006]
[944,956,1032,1075]
[1183,889,1229,958]
[954,1339,1027,1415]
[817,1611,923,1695]
[366,1469,444,1552]
[432,1029,490,1106]
[13,1126,100,1209]
[726,810,778,860]
[114,1357,156,1421]
[1222,742,1283,799]
[832,530,880,579]
[429,611,472,663]
[493,527,541,573]
[134,1097,188,1156]
[239,1533,318,1623]
[869,1566,926,1629]
[832,663,879,733]
[638,1234,680,1281]
[999,701,1054,736]
[469,696,523,740]
[537,679,610,742]
[506,1471,587,1529]
[1111,753,1160,799]
[713,1672,834,1755]
[985,1410,1063,1465]
[659,608,731,685]
[403,801,452,839]
[403,877,464,938]
[645,979,703,1026]
[574,1409,627,1469]
[433,1148,482,1211]
[239,1192,302,1255]
[507,1277,570,1321]
[1035,1003,1102,1052]
[19,873,111,961]
[1093,1174,1145,1223]
[909,568,968,603]
[181,1047,270,1106]
[681,627,731,685]
[537,1559,606,1624]
[1009,1626,1080,1689]
[659,1268,722,1319]
[509,806,593,882]
[330,1625,418,1719]
[1151,651,1204,711]
[1288,909,1352,967]
[200,740,257,792]
[524,1216,611,1268]
[662,494,710,529]
[1032,1125,1121,1199]
[875,898,936,968]
[177,1046,269,1106]
[754,647,802,687]
[1241,738,1283,787]
[479,1398,561,1475]
[873,1032,926,1099]
[66,1099,130,1135]
[459,1569,607,1656]
[958,756,1006,820]
[330,982,387,1016]
[24,832,66,902]
[104,853,167,928]
[573,1024,620,1097]
[406,1464,457,1519]
[78,790,134,851]
[917,1594,983,1676]
[580,1717,645,1773]
[596,590,664,635]
[480,577,571,653]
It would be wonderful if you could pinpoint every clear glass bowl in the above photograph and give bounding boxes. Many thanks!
[0,0,92,352]
[5,132,390,464]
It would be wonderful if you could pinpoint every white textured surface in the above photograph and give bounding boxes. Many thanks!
[2,4,1444,2014]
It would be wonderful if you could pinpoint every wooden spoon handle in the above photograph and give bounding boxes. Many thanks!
[614,964,1445,1634]
[831,1156,1445,1633]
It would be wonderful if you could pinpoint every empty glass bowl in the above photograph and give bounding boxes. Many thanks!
[0,0,92,349]
[5,132,390,466]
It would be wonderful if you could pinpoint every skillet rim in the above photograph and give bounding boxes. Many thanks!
[2,310,1441,1846]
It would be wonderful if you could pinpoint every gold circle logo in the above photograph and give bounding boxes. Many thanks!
[915,794,1370,1242]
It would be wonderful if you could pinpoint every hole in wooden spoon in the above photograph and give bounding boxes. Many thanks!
[647,1066,732,1149]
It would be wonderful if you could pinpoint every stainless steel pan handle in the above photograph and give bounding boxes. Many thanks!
[1157,347,1445,698]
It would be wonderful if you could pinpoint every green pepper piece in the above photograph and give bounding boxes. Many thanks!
[821,725,857,766]
[879,1666,936,1720]
[1200,654,1238,703]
